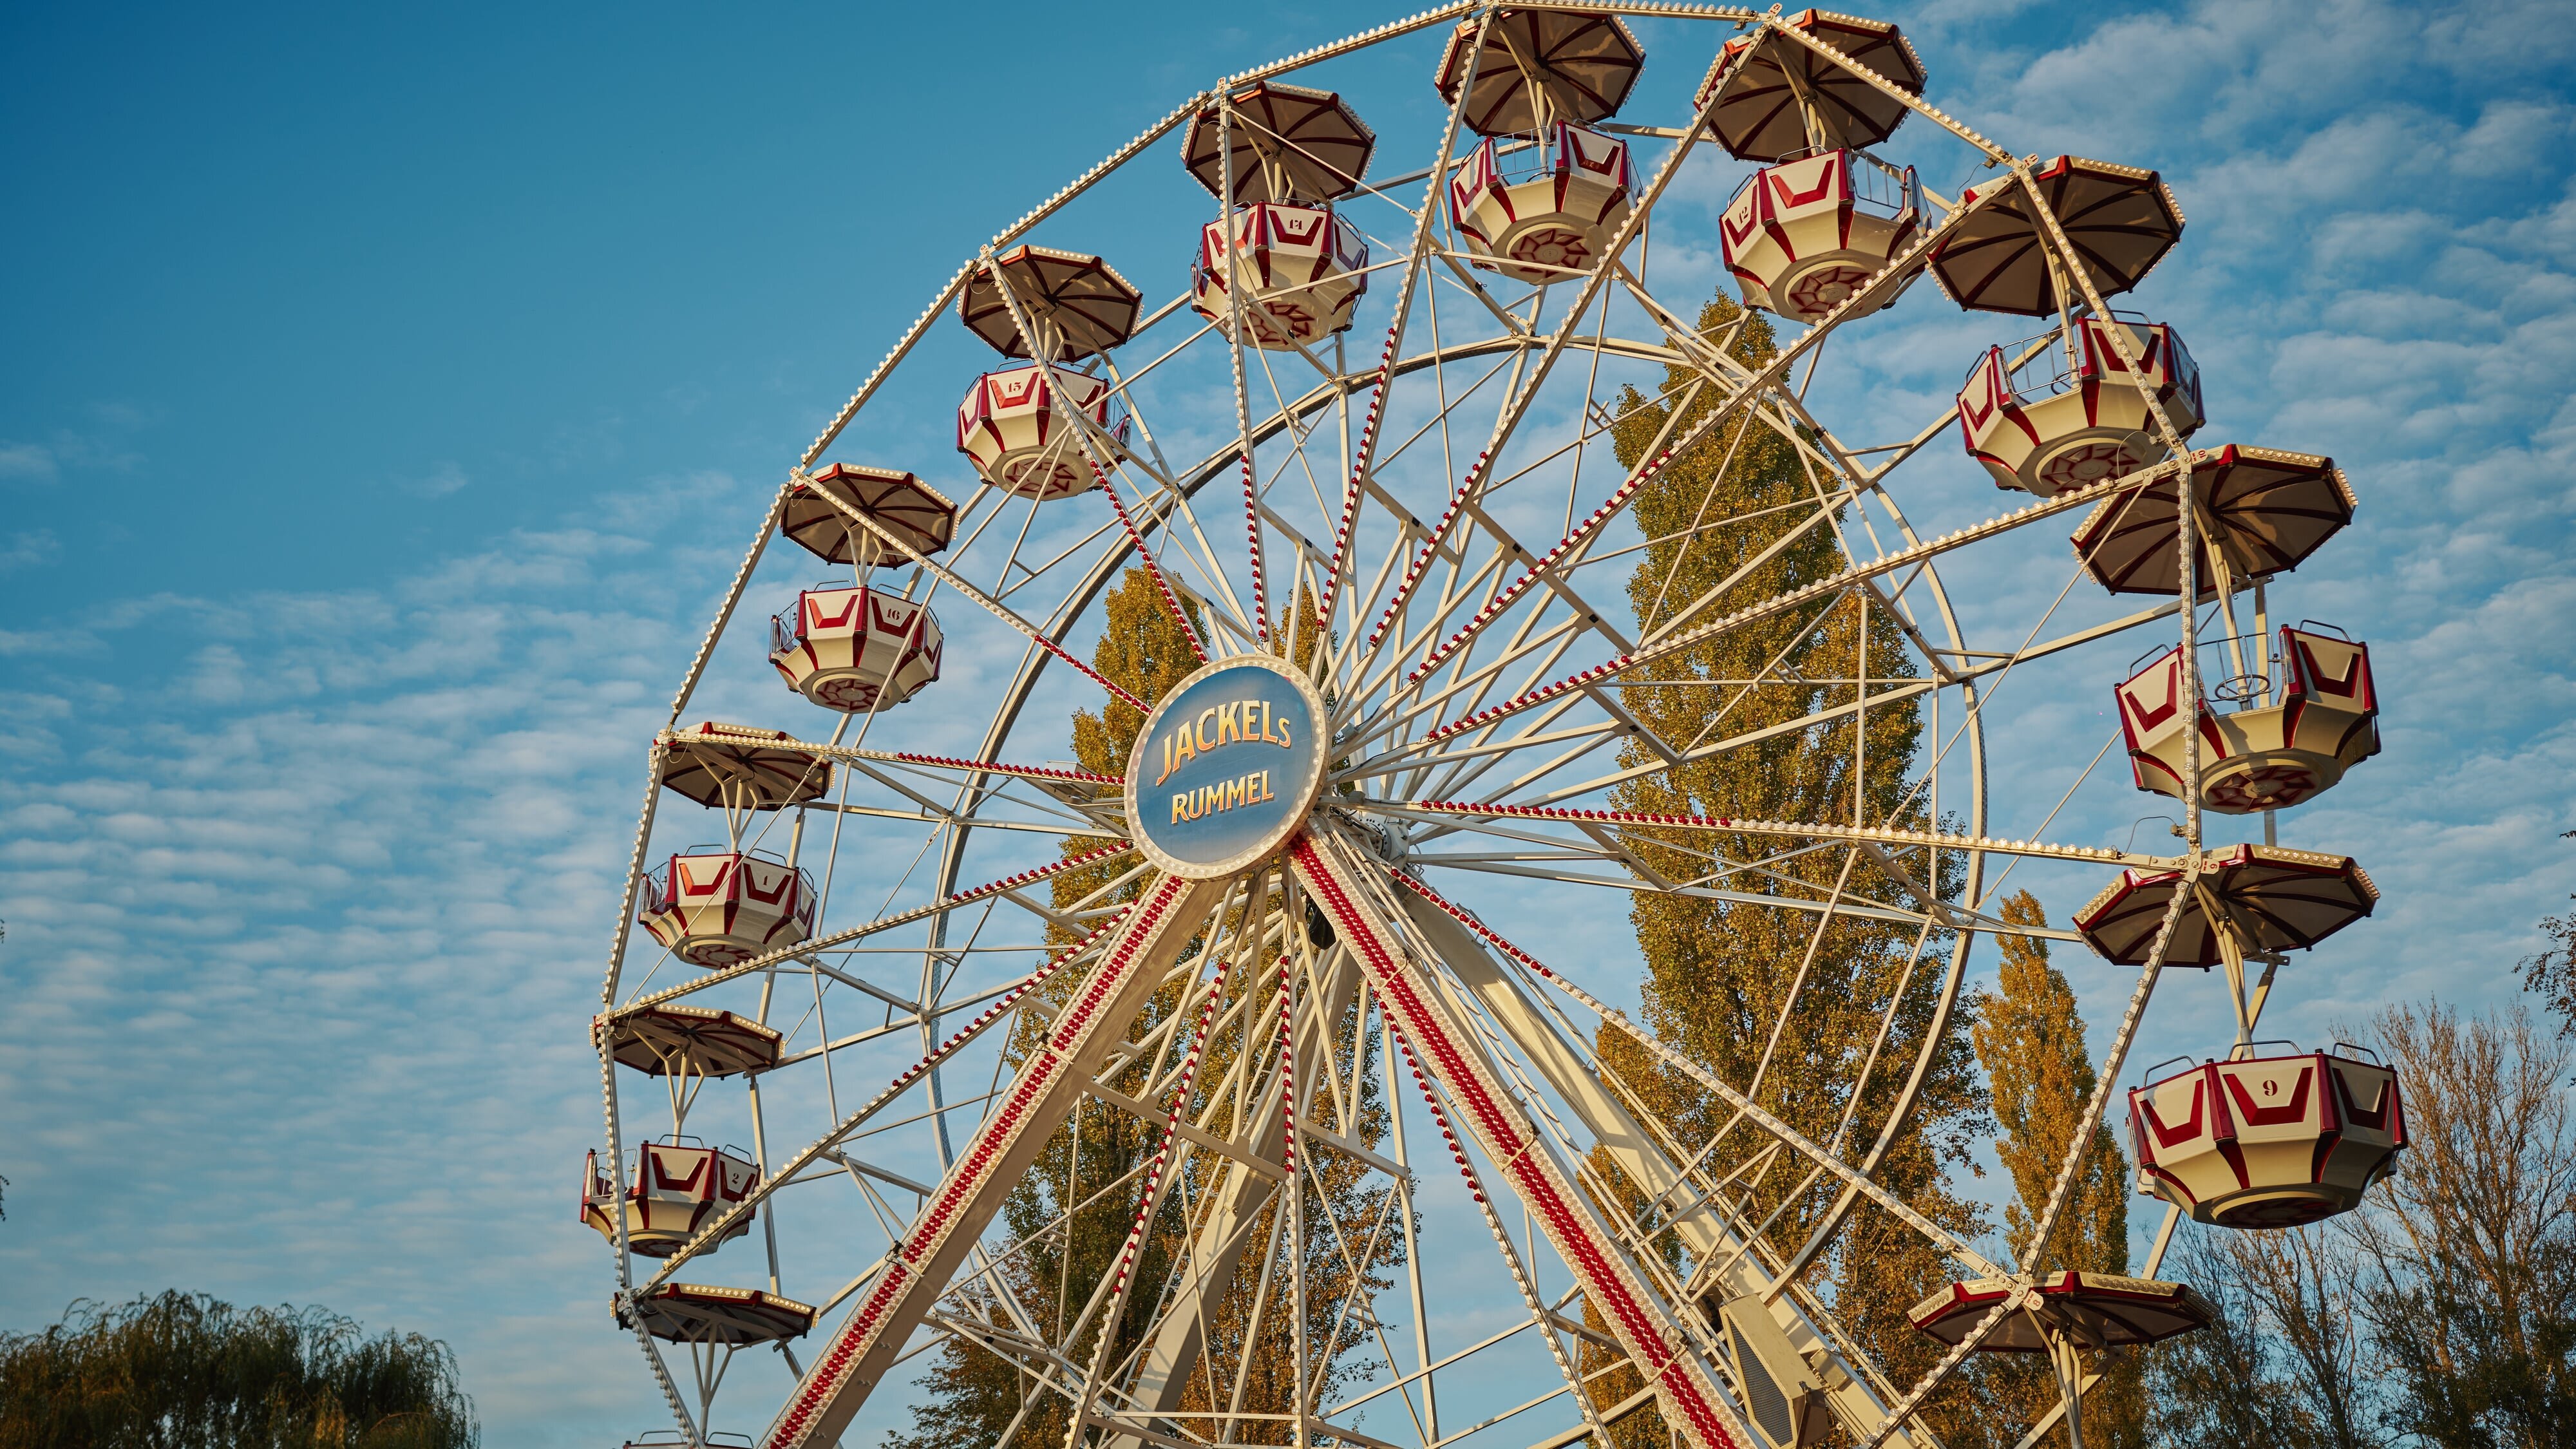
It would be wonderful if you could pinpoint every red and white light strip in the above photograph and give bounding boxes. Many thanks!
[637,909,1137,1291]
[1405,414,1714,686]
[1095,457,1210,665]
[1287,837,1745,1449]
[1365,446,1492,657]
[1412,460,2183,748]
[765,876,1195,1449]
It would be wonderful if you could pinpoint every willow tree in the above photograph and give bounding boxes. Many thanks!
[1584,292,1988,1437]
[0,1291,477,1449]
[1969,889,2141,1447]
[894,571,1394,1449]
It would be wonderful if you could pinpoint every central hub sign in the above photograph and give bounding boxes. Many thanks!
[1123,653,1327,880]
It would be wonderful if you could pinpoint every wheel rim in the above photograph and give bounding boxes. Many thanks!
[589,12,2342,1449]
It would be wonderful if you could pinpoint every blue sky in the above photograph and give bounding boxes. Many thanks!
[5,1,2572,1444]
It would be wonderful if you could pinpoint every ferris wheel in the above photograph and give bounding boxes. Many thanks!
[584,9,2406,1449]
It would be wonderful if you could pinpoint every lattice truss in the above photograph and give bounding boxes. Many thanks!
[585,8,2392,1449]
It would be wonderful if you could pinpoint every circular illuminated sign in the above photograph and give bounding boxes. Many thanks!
[1122,653,1327,880]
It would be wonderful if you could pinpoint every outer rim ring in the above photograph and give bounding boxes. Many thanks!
[1121,651,1330,880]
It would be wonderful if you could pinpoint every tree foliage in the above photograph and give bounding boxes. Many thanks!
[1591,292,1988,1440]
[1973,893,2128,1275]
[1963,890,2142,1447]
[0,1290,476,1449]
[2347,1003,2576,1446]
[2519,893,2576,1046]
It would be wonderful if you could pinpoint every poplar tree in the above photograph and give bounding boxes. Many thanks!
[1583,293,1989,1440]
[1969,890,2141,1446]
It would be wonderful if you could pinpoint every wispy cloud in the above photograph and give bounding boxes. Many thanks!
[0,443,58,482]
[0,529,61,573]
[0,493,726,1435]
[404,461,472,498]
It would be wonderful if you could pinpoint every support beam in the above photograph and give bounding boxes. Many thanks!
[1397,896,1937,1449]
[1106,943,1366,1449]
[1289,831,1755,1449]
[759,873,1230,1449]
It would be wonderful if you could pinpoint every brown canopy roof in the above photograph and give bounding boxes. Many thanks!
[2074,843,2378,966]
[1909,1271,2214,1351]
[957,245,1142,362]
[2071,446,2354,598]
[1435,8,1646,137]
[1182,80,1374,204]
[659,722,832,810]
[596,1004,782,1079]
[1930,156,2185,316]
[782,464,956,569]
[1697,10,1925,162]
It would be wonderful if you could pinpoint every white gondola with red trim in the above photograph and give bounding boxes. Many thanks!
[768,585,942,712]
[2130,1043,2406,1227]
[639,849,816,968]
[1450,125,1636,284]
[584,1139,761,1256]
[2116,623,2380,814]
[1957,315,2204,496]
[1435,11,1645,285]
[1192,203,1370,350]
[1720,148,1922,322]
[1701,12,1926,323]
[956,365,1127,501]
[1182,81,1374,352]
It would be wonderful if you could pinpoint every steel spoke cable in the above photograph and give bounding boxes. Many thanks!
[1410,451,2193,750]
[1317,4,1498,639]
[1360,69,1989,716]
[1383,866,2002,1280]
[1209,98,1273,646]
[631,909,1136,1298]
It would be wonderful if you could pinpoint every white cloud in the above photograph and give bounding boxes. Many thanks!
[0,500,703,1438]
[0,529,61,572]
[0,442,57,481]
[404,461,472,498]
